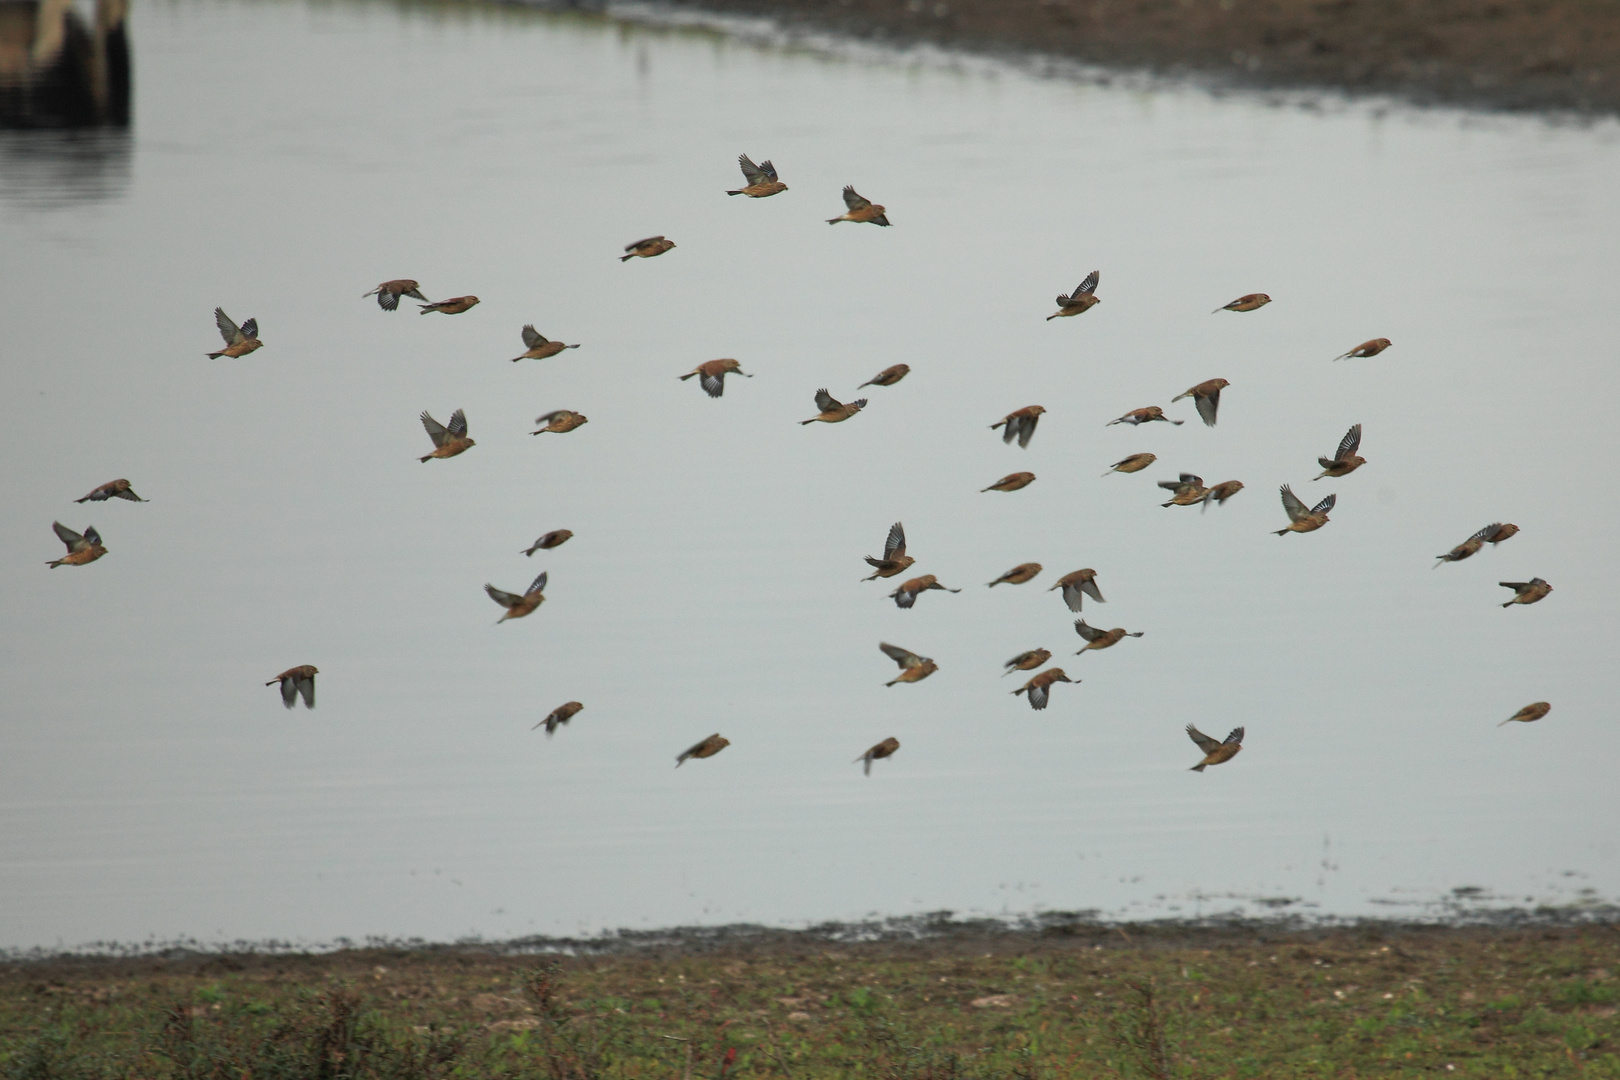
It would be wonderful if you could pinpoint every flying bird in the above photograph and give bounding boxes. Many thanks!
[419,409,474,462]
[532,410,588,435]
[800,389,867,425]
[1073,619,1145,655]
[1202,480,1245,511]
[621,236,676,260]
[991,405,1046,448]
[1499,578,1552,607]
[362,279,427,311]
[862,521,914,581]
[890,574,960,609]
[854,737,900,776]
[1050,569,1104,613]
[1103,453,1157,476]
[1485,523,1519,545]
[75,479,145,503]
[1314,424,1366,479]
[1274,485,1335,535]
[982,471,1035,493]
[1213,293,1271,313]
[522,530,573,556]
[676,734,729,765]
[534,701,583,736]
[988,563,1042,587]
[680,359,752,398]
[858,364,910,389]
[1012,668,1075,710]
[1002,648,1051,676]
[1435,523,1502,566]
[1331,338,1392,361]
[880,642,937,686]
[1107,406,1181,427]
[46,522,105,567]
[1047,270,1100,320]
[1499,702,1550,727]
[1159,473,1209,507]
[510,325,580,362]
[1171,379,1229,427]
[418,295,479,315]
[486,572,548,622]
[727,154,787,198]
[266,665,318,710]
[1187,725,1244,771]
[207,308,262,358]
[827,186,889,226]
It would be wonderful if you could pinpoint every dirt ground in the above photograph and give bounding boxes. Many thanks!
[659,0,1620,115]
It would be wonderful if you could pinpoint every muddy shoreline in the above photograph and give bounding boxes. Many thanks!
[627,0,1620,116]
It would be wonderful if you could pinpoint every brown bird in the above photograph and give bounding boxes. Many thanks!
[1002,648,1052,676]
[890,574,961,609]
[1314,424,1366,479]
[522,530,573,556]
[1213,293,1271,314]
[1159,473,1209,507]
[531,410,588,435]
[827,185,890,226]
[1500,578,1552,607]
[419,409,474,462]
[988,562,1042,587]
[858,364,910,389]
[1332,338,1392,361]
[206,308,262,358]
[510,325,580,362]
[1187,725,1244,771]
[1435,523,1502,566]
[418,295,479,315]
[991,405,1046,448]
[854,736,900,776]
[1499,702,1551,727]
[1485,523,1520,545]
[680,358,752,398]
[1107,406,1182,427]
[46,522,105,567]
[676,733,729,766]
[1201,480,1245,511]
[1012,668,1075,710]
[1274,485,1335,535]
[1171,378,1229,427]
[1050,569,1104,613]
[862,521,915,581]
[800,389,867,425]
[75,479,145,503]
[621,236,675,260]
[727,154,787,198]
[265,665,318,709]
[881,642,937,686]
[485,571,547,622]
[534,701,583,736]
[982,471,1035,493]
[1047,270,1100,320]
[1102,453,1157,477]
[1073,618,1144,655]
[361,279,427,312]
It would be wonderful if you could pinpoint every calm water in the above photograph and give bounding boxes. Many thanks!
[3,0,1619,951]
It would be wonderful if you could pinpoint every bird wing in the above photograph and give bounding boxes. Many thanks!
[1075,270,1100,296]
[447,409,468,438]
[1080,577,1104,604]
[1004,651,1034,669]
[83,526,102,547]
[841,185,870,211]
[1181,473,1204,488]
[1195,391,1220,427]
[1471,522,1503,543]
[1157,478,1185,492]
[625,236,663,252]
[814,388,841,413]
[421,411,449,447]
[700,371,726,397]
[884,521,906,560]
[1073,619,1104,642]
[1310,493,1337,515]
[738,154,767,184]
[525,572,548,596]
[892,588,917,609]
[295,673,315,708]
[1016,415,1038,448]
[534,410,570,425]
[759,158,778,181]
[1336,423,1362,459]
[214,307,244,346]
[485,584,522,608]
[879,642,922,668]
[280,676,298,708]
[521,324,543,349]
[239,318,259,340]
[1499,581,1530,590]
[1186,724,1222,754]
[1279,484,1309,522]
[1223,727,1245,745]
[53,521,85,549]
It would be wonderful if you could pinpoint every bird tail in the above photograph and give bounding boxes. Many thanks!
[726,189,744,196]
[679,371,697,380]
[419,454,433,463]
[1170,419,1185,425]
[884,677,898,687]
[206,350,226,359]
[826,217,842,225]
[1497,718,1515,727]
[1210,307,1224,314]
[1273,528,1290,536]
[1190,763,1207,772]
[1501,600,1513,607]
[564,343,579,349]
[799,419,816,425]
[1045,313,1060,321]
[509,355,526,363]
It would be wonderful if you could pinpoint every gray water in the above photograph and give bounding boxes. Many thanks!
[3,0,1618,952]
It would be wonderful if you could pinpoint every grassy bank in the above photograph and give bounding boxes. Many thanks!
[4,921,1619,1078]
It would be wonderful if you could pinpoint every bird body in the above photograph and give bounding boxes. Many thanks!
[988,563,1042,587]
[621,236,675,260]
[862,521,914,580]
[1073,618,1144,655]
[535,701,584,735]
[266,665,318,709]
[1274,485,1334,535]
[1103,453,1157,476]
[1500,702,1551,726]
[1314,424,1366,479]
[1047,270,1100,320]
[800,389,866,424]
[418,295,479,315]
[362,279,427,311]
[1002,648,1051,676]
[858,364,910,389]
[1486,523,1520,545]
[680,358,751,398]
[1435,523,1502,566]
[890,574,960,609]
[522,530,573,556]
[1107,406,1181,427]
[75,479,145,503]
[990,405,1046,448]
[982,471,1035,493]
[1202,480,1244,510]
[47,521,105,567]
[1171,379,1229,427]
[532,410,588,435]
[1013,668,1074,710]
[419,409,474,461]
[486,572,548,622]
[1213,293,1271,313]
[677,734,729,765]
[827,185,889,225]
[1050,569,1104,613]
[855,736,900,775]
[1332,338,1392,361]
[1159,473,1209,507]
[207,308,262,358]
[727,154,786,197]
[1187,725,1244,771]
[1500,578,1552,607]
[881,642,937,686]
[510,325,579,362]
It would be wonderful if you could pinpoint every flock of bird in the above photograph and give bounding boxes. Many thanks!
[44,152,1555,776]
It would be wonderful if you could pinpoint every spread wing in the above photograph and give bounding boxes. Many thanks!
[214,307,244,346]
[814,389,841,413]
[294,673,315,708]
[841,185,870,211]
[1005,651,1036,669]
[884,521,906,561]
[1074,270,1100,296]
[239,318,259,341]
[1026,681,1050,710]
[521,324,544,349]
[1186,724,1222,754]
[1335,423,1361,460]
[1080,577,1105,604]
[738,154,767,184]
[1195,390,1221,427]
[53,521,85,549]
[700,371,725,397]
[485,584,522,608]
[1223,727,1245,745]
[879,642,922,669]
[1471,522,1503,543]
[1073,619,1104,643]
[1014,415,1038,448]
[1279,484,1309,522]
[525,572,548,596]
[83,526,102,547]
[280,676,298,708]
[625,236,663,252]
[535,410,571,425]
[446,409,468,438]
[892,588,917,609]
[1310,494,1336,515]
[421,411,449,447]
[758,158,778,181]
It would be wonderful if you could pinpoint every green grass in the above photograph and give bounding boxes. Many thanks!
[4,922,1619,1078]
